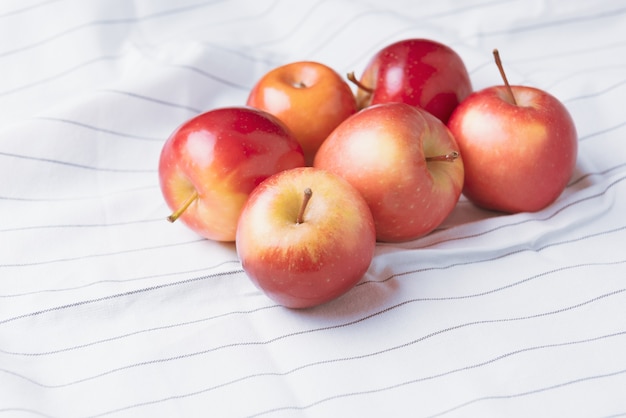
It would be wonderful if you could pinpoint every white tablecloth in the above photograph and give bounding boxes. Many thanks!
[2,1,626,417]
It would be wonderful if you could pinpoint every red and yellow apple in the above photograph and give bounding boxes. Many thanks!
[246,61,358,165]
[349,38,472,123]
[236,167,376,309]
[159,107,305,242]
[447,50,578,213]
[314,102,464,242]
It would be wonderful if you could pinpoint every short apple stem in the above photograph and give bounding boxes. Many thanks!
[426,151,460,163]
[493,48,517,105]
[346,71,374,94]
[167,190,199,223]
[296,188,313,224]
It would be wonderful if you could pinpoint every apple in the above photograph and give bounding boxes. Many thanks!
[236,166,376,309]
[348,38,472,124]
[246,61,358,165]
[159,107,305,242]
[314,102,464,243]
[447,49,578,213]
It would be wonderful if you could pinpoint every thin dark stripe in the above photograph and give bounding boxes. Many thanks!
[0,408,55,418]
[251,0,336,47]
[0,218,162,234]
[208,0,280,28]
[564,77,626,103]
[469,40,626,77]
[251,340,626,418]
[428,367,626,418]
[98,89,203,114]
[0,49,247,98]
[0,55,121,97]
[0,238,205,269]
[0,151,156,173]
[0,267,243,327]
[364,226,626,286]
[0,287,271,357]
[166,63,250,90]
[0,184,158,204]
[0,23,125,59]
[0,0,63,18]
[198,41,279,67]
[578,121,626,142]
[307,0,516,60]
[0,1,227,59]
[477,6,626,37]
[88,329,626,418]
[569,163,626,187]
[32,117,163,141]
[542,63,626,91]
[0,260,240,300]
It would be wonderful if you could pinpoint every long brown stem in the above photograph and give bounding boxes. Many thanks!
[167,190,199,223]
[346,71,374,94]
[296,188,313,224]
[426,151,460,163]
[493,48,517,105]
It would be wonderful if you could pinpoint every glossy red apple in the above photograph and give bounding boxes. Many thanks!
[236,167,376,309]
[159,107,305,242]
[349,38,472,123]
[447,50,578,213]
[314,102,464,242]
[247,61,358,165]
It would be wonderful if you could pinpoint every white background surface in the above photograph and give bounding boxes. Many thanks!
[1,1,626,417]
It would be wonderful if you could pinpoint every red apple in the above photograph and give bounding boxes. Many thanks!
[236,167,376,309]
[348,38,472,124]
[447,50,578,213]
[159,107,305,242]
[247,61,358,165]
[314,102,464,243]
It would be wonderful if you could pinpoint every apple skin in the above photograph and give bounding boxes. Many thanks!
[159,107,305,242]
[246,61,358,165]
[314,102,464,243]
[354,38,472,124]
[447,85,578,213]
[236,167,376,309]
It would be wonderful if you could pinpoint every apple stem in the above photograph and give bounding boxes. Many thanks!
[167,190,199,223]
[296,188,313,224]
[493,48,517,105]
[346,71,374,94]
[426,151,460,163]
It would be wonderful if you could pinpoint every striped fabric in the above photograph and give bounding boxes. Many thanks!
[1,1,625,417]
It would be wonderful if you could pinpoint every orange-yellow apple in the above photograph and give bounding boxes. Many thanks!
[159,107,305,242]
[348,38,472,124]
[447,50,577,213]
[236,167,376,309]
[246,61,358,165]
[314,102,464,242]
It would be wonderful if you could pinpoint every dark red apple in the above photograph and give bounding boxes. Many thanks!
[349,38,472,123]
